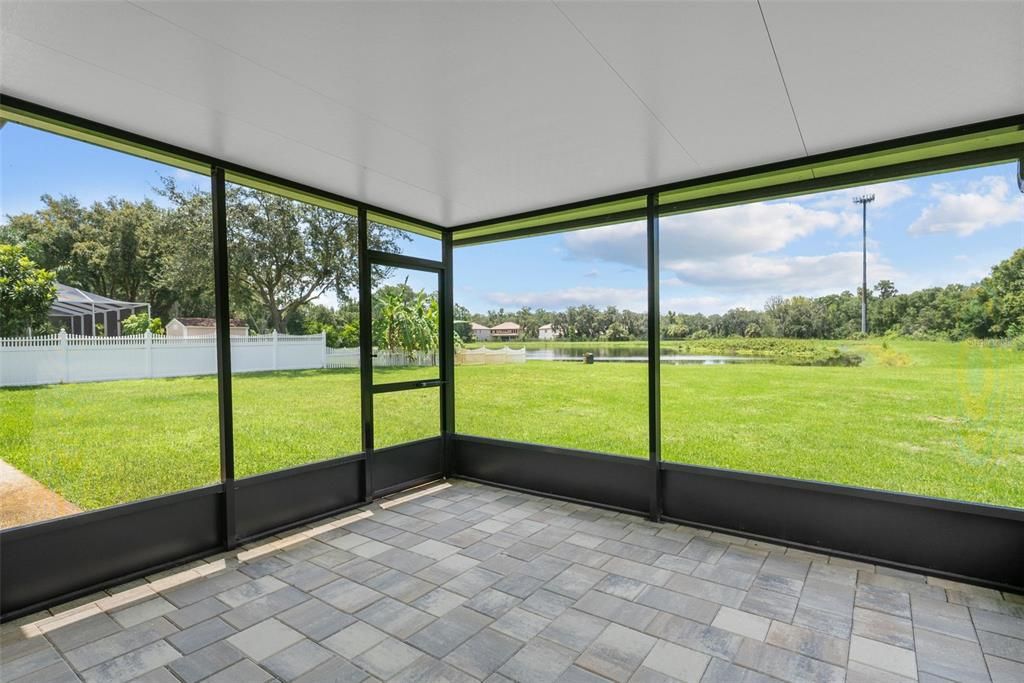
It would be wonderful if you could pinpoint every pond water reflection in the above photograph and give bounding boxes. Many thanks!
[524,346,765,364]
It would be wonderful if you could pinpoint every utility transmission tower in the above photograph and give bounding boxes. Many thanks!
[852,194,875,334]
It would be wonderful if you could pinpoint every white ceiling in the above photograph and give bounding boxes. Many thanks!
[2,1,1022,227]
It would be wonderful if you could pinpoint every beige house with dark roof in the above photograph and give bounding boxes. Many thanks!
[166,317,249,338]
[489,321,521,341]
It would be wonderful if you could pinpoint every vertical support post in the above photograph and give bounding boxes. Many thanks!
[440,231,456,477]
[144,329,153,378]
[211,166,237,548]
[321,331,327,369]
[271,330,279,370]
[357,207,374,501]
[59,328,69,383]
[646,193,663,522]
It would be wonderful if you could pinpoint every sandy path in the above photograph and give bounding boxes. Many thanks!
[0,459,80,528]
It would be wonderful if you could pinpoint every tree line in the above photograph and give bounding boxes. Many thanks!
[458,248,1024,343]
[3,183,1021,345]
[1,179,405,335]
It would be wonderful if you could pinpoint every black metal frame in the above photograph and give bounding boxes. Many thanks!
[450,437,1023,591]
[0,100,451,620]
[234,454,365,542]
[658,144,1024,218]
[452,435,650,514]
[1,486,223,619]
[449,114,1023,239]
[441,232,456,477]
[211,167,237,548]
[2,94,1022,621]
[0,95,445,235]
[659,462,1024,592]
[646,193,662,523]
[364,229,448,497]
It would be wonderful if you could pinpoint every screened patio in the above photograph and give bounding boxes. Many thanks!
[1,1,1022,682]
[49,284,150,337]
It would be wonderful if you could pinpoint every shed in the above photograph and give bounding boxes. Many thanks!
[166,317,249,338]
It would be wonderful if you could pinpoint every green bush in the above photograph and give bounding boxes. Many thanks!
[0,244,57,336]
[669,337,863,366]
[121,313,164,335]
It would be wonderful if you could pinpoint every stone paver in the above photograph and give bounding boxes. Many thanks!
[3,479,1021,683]
[540,608,609,652]
[642,639,710,682]
[498,636,577,682]
[848,634,916,679]
[711,606,771,641]
[225,617,303,661]
[575,622,656,681]
[261,638,334,680]
[444,628,522,679]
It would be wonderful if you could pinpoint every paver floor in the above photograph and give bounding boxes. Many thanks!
[2,479,1022,682]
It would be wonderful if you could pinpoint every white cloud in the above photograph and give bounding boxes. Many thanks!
[806,183,915,237]
[486,286,647,311]
[908,176,1024,236]
[558,200,908,301]
[663,251,902,296]
[563,200,840,267]
[484,288,755,315]
[479,286,758,314]
[482,251,902,313]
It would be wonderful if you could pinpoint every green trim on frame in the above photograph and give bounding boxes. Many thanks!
[225,170,358,216]
[451,116,1024,244]
[1,104,210,176]
[658,126,1024,206]
[367,211,444,240]
[453,195,647,243]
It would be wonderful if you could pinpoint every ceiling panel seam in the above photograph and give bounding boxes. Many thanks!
[125,0,505,216]
[5,24,467,217]
[550,0,700,169]
[756,0,808,157]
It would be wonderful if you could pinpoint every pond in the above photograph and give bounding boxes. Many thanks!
[524,346,767,365]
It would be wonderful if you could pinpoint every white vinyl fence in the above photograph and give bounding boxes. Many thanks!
[0,330,331,387]
[0,333,522,387]
[455,346,527,365]
[325,348,438,369]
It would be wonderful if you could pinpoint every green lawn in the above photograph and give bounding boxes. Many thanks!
[0,366,438,510]
[1,339,1021,513]
[458,340,1024,507]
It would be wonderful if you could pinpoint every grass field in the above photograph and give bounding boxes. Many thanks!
[1,339,1021,514]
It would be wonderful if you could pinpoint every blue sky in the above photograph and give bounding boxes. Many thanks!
[457,164,1023,315]
[3,121,1022,315]
[1,122,208,214]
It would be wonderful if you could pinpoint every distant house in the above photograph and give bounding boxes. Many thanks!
[489,321,521,341]
[538,323,561,340]
[470,322,491,341]
[166,317,248,338]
